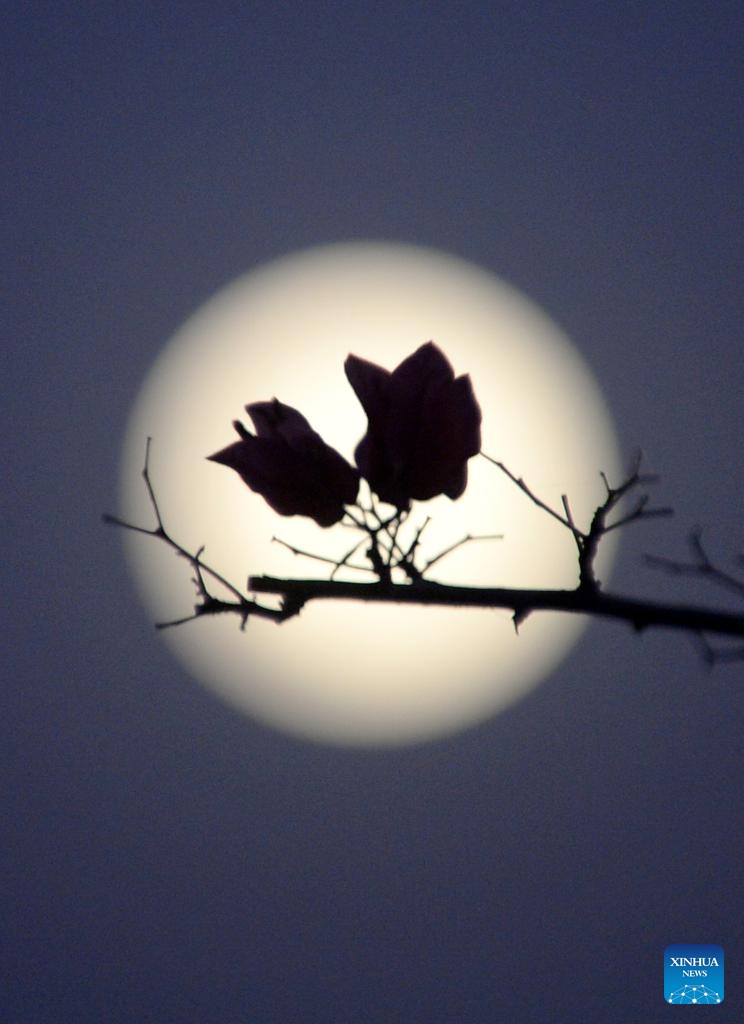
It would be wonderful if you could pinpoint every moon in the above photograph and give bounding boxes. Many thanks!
[119,242,621,746]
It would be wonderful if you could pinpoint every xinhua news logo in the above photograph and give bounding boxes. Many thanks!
[665,944,724,1004]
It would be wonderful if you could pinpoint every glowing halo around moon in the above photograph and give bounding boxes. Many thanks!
[120,242,621,746]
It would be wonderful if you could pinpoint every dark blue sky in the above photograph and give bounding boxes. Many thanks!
[4,3,743,1021]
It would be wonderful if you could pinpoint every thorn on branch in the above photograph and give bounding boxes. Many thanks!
[512,607,531,633]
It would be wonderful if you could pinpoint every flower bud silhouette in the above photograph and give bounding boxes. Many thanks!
[208,399,359,527]
[344,341,482,508]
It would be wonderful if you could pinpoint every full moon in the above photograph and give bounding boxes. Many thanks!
[120,242,621,746]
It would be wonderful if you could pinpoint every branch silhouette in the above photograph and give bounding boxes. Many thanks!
[105,341,743,660]
[104,438,288,630]
[105,440,744,659]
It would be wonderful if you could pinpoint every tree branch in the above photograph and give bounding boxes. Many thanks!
[247,575,744,638]
[645,527,744,599]
[106,441,744,658]
[480,449,674,591]
[103,437,293,628]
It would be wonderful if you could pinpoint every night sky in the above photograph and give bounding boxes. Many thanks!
[5,3,743,1021]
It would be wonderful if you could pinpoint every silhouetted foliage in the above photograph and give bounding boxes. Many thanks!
[345,341,481,507]
[105,342,744,661]
[208,399,359,527]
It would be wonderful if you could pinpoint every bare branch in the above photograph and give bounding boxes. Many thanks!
[106,442,744,662]
[481,449,673,593]
[271,535,372,576]
[480,452,579,537]
[576,456,673,591]
[103,440,291,628]
[422,532,504,572]
[247,575,744,640]
[686,629,744,667]
[645,528,744,600]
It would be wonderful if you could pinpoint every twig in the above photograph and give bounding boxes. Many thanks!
[103,438,290,628]
[422,533,503,572]
[578,454,673,590]
[271,535,372,577]
[482,450,673,592]
[106,441,744,660]
[480,452,579,536]
[690,630,744,667]
[645,528,744,599]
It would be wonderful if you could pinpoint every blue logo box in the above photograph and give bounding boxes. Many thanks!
[665,944,724,1004]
